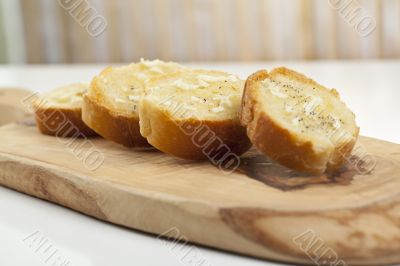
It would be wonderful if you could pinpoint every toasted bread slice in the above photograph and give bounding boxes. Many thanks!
[139,69,252,161]
[82,59,187,148]
[240,67,359,174]
[33,83,97,137]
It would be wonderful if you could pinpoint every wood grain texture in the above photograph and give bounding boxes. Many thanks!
[0,88,32,125]
[0,118,399,265]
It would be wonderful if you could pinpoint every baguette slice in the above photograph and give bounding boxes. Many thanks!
[82,59,187,148]
[240,67,359,174]
[139,70,252,160]
[33,83,97,137]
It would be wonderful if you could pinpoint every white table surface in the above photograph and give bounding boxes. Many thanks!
[0,61,399,266]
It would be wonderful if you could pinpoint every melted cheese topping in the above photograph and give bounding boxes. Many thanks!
[147,70,243,120]
[90,59,187,114]
[39,83,88,108]
[261,78,347,137]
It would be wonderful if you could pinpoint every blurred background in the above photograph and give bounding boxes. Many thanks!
[0,0,398,64]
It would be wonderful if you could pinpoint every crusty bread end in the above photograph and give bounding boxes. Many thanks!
[33,83,97,137]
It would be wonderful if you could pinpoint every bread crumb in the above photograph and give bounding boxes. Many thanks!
[331,115,341,129]
[172,79,198,90]
[198,74,238,83]
[211,106,224,113]
[128,95,140,101]
[285,104,294,113]
[292,117,300,125]
[135,72,148,81]
[190,96,203,103]
[263,80,287,98]
[115,98,125,103]
[198,79,209,87]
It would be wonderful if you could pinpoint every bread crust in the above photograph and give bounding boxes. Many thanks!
[34,106,97,138]
[140,98,251,160]
[240,69,358,174]
[82,95,150,148]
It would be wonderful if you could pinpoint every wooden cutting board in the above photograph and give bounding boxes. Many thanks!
[0,90,399,266]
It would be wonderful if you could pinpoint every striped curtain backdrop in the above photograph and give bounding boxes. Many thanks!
[0,0,398,63]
